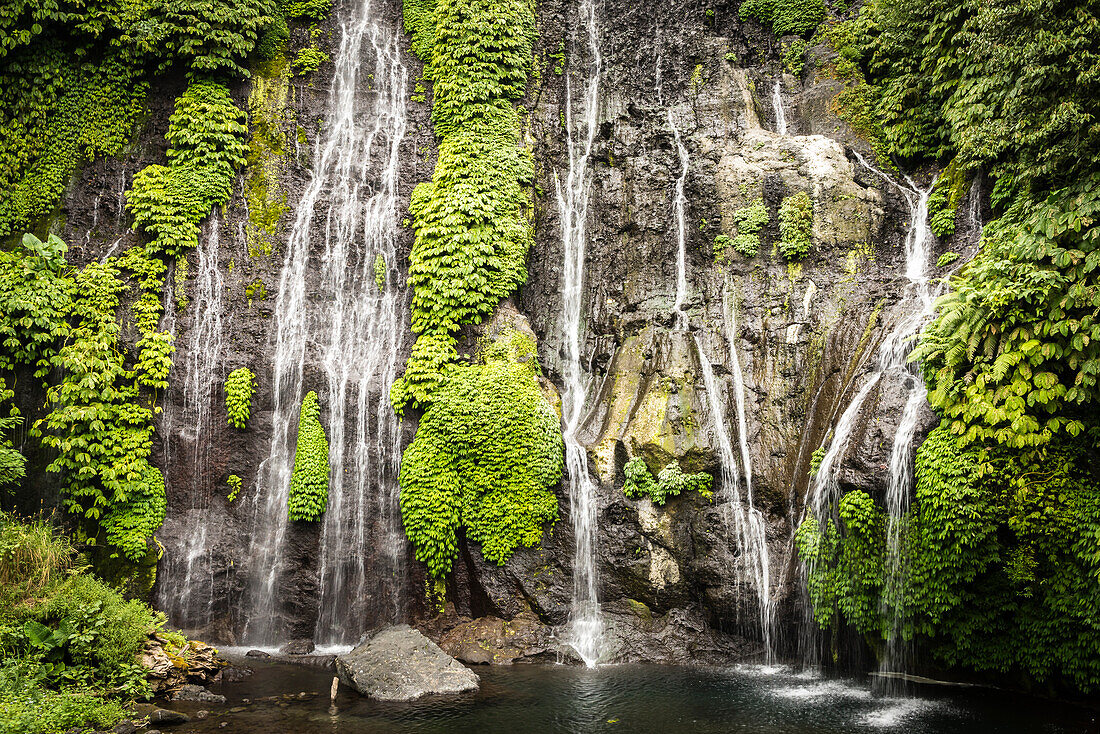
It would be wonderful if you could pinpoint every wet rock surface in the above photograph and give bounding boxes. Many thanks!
[335,625,479,701]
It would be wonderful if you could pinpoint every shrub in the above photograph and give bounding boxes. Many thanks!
[399,331,562,577]
[722,198,769,259]
[288,391,329,521]
[739,0,824,38]
[778,191,813,260]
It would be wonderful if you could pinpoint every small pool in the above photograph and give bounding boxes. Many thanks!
[168,659,1097,733]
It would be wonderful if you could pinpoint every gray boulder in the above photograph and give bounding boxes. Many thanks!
[335,625,479,701]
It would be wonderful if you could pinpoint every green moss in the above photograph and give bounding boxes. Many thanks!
[288,391,330,521]
[245,55,292,258]
[245,277,268,305]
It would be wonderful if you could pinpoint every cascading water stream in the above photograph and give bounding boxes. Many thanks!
[159,213,225,629]
[243,0,408,645]
[803,151,936,682]
[556,0,603,667]
[772,81,788,136]
[669,109,690,329]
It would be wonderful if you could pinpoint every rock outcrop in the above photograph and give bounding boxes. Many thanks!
[335,625,479,701]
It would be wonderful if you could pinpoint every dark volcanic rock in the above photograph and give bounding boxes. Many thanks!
[336,625,479,701]
[279,638,316,655]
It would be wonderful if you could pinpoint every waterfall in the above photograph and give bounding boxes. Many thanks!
[804,151,935,681]
[243,0,408,645]
[556,0,603,667]
[772,81,787,136]
[695,331,774,657]
[669,109,690,329]
[159,213,225,629]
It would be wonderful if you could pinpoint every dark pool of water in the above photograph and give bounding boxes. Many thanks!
[165,659,1098,734]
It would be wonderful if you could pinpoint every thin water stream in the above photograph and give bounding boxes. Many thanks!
[556,0,604,667]
[804,151,936,682]
[772,81,788,136]
[159,213,224,629]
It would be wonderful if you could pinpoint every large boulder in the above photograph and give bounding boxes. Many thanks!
[335,625,479,701]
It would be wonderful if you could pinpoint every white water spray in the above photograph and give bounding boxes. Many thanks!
[243,0,408,645]
[556,0,603,667]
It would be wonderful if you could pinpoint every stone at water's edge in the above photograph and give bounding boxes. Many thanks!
[335,625,479,701]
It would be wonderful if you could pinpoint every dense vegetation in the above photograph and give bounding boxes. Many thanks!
[395,0,564,580]
[0,514,197,734]
[796,0,1100,693]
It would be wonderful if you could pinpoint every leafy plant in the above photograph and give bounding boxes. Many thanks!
[227,475,242,502]
[622,457,713,505]
[778,191,813,260]
[739,0,825,37]
[225,368,256,429]
[288,391,329,521]
[399,331,562,578]
[782,39,808,77]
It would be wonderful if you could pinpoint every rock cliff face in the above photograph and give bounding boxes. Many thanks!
[46,0,978,657]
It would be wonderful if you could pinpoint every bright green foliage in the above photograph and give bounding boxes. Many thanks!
[713,234,734,260]
[0,0,278,239]
[936,251,959,268]
[292,46,327,75]
[156,0,277,77]
[622,457,713,505]
[778,191,813,260]
[739,0,824,37]
[865,0,1099,194]
[808,445,826,476]
[396,0,538,416]
[128,81,248,258]
[0,234,72,382]
[727,198,769,259]
[390,334,461,415]
[34,262,166,563]
[796,490,886,637]
[905,426,1100,691]
[288,391,329,521]
[399,331,563,578]
[0,514,176,733]
[0,51,146,239]
[926,159,970,238]
[227,474,242,502]
[0,415,25,489]
[405,102,533,337]
[225,367,256,429]
[282,0,331,20]
[782,39,808,77]
[374,253,386,290]
[912,178,1100,449]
